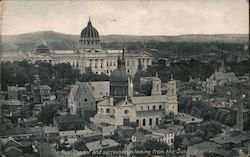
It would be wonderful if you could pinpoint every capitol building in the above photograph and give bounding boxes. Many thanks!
[29,19,152,76]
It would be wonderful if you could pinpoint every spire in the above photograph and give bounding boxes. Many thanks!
[122,44,125,59]
[121,44,125,68]
[117,56,122,68]
[87,16,92,26]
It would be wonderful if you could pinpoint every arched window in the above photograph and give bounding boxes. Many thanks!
[136,119,139,126]
[153,105,156,110]
[156,118,159,125]
[100,108,104,114]
[149,118,152,125]
[159,105,162,110]
[143,119,146,126]
[147,106,150,110]
[106,108,110,113]
[156,84,159,91]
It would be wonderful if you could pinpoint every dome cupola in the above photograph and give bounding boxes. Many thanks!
[78,17,101,50]
[110,46,129,101]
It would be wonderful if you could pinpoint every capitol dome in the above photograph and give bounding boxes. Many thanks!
[78,18,101,50]
[80,20,99,38]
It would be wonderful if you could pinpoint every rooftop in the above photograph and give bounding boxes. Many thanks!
[86,139,119,151]
[176,113,203,124]
[151,129,175,135]
[210,133,249,144]
[131,95,167,104]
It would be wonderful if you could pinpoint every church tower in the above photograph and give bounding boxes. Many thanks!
[165,74,178,115]
[109,45,129,102]
[151,72,162,96]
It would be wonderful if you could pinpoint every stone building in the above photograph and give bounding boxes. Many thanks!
[202,61,239,94]
[29,18,152,76]
[90,55,178,130]
[68,81,96,121]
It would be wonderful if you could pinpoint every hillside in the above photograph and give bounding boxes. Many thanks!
[1,31,249,54]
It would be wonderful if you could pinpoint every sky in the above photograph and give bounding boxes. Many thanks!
[1,0,249,36]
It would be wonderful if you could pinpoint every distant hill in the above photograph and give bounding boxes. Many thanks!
[1,31,249,53]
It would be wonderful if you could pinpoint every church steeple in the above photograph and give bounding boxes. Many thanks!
[121,44,126,68]
[87,16,92,26]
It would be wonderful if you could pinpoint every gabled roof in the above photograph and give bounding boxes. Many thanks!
[71,82,95,102]
[115,99,134,107]
[97,98,111,106]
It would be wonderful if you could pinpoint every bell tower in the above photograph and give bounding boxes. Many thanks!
[151,72,162,96]
[165,74,178,115]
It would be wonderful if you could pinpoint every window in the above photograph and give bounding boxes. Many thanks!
[149,118,152,125]
[140,106,143,111]
[100,108,104,113]
[124,110,129,114]
[147,106,150,110]
[143,119,146,126]
[159,105,162,110]
[156,118,159,125]
[106,108,110,113]
[136,119,139,126]
[153,105,156,110]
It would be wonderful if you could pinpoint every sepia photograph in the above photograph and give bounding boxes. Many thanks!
[0,0,249,156]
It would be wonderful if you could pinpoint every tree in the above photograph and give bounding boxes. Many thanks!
[196,121,222,139]
[38,105,57,125]
[190,106,202,118]
[133,139,170,151]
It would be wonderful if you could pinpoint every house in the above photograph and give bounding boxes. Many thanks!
[131,131,146,144]
[4,146,24,157]
[32,85,51,103]
[151,129,175,148]
[117,126,136,139]
[43,126,59,142]
[187,141,223,157]
[160,124,185,136]
[90,122,116,137]
[210,132,249,150]
[56,113,85,131]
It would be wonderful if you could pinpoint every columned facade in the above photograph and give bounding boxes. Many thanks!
[29,19,152,76]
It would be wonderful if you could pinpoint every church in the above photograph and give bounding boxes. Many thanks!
[90,48,178,130]
[202,60,239,94]
[29,18,152,76]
